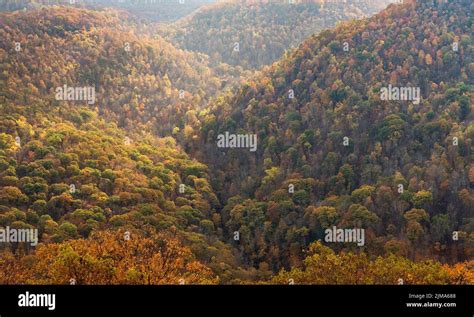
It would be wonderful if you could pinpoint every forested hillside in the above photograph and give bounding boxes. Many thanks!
[192,0,474,270]
[161,0,395,69]
[0,7,248,136]
[0,0,472,285]
[0,6,245,283]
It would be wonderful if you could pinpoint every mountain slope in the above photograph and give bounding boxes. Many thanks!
[0,6,242,136]
[0,6,244,281]
[194,0,473,269]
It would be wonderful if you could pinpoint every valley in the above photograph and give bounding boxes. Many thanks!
[0,0,472,284]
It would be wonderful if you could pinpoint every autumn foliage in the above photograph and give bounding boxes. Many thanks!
[0,1,472,285]
[271,241,474,284]
[0,230,217,284]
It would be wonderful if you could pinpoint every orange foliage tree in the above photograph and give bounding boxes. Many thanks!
[0,230,217,285]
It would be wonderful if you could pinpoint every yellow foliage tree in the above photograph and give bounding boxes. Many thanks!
[270,241,474,285]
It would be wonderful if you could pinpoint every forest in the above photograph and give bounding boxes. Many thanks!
[159,0,394,69]
[0,0,472,285]
[0,0,217,21]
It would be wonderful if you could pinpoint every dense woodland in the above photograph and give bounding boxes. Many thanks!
[191,0,474,271]
[0,7,250,136]
[161,0,395,69]
[0,0,472,284]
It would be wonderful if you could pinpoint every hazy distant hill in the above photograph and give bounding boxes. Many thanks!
[160,0,396,69]
[0,0,217,21]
